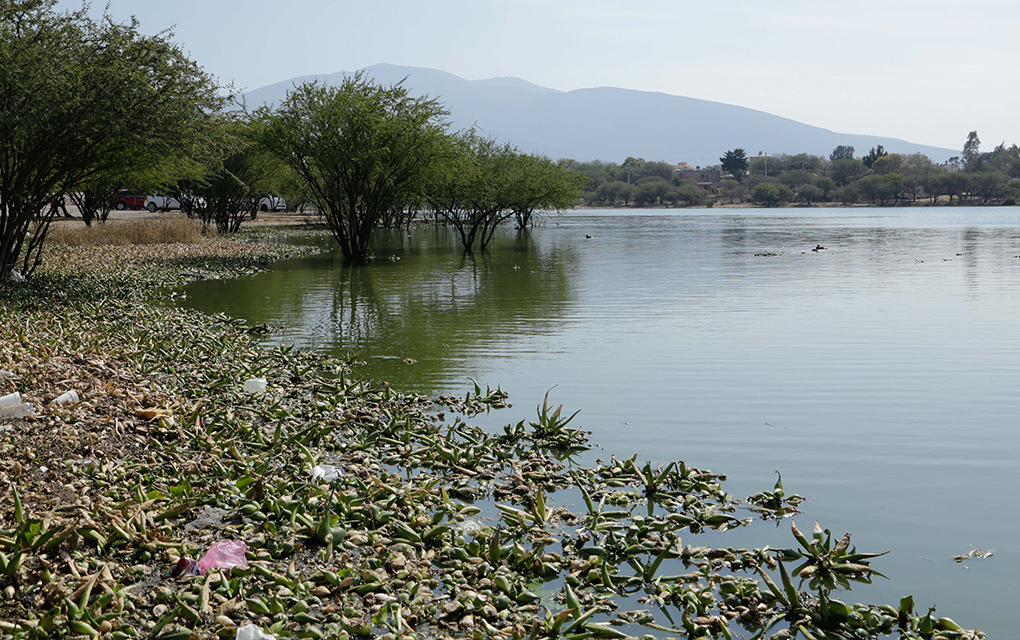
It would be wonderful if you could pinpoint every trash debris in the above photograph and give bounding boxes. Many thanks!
[953,548,994,563]
[0,370,13,379]
[185,506,229,532]
[168,556,199,577]
[52,390,80,405]
[308,464,342,482]
[196,539,248,573]
[0,391,35,419]
[242,377,267,394]
[455,517,486,536]
[236,625,277,640]
[7,268,25,283]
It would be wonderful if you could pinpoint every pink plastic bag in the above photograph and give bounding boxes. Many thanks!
[196,540,248,574]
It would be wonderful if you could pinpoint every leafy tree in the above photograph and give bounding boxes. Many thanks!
[424,132,576,251]
[962,130,981,168]
[829,145,855,161]
[0,0,223,279]
[870,153,908,175]
[750,181,792,207]
[861,145,888,169]
[666,183,709,207]
[634,176,670,206]
[510,156,586,229]
[814,176,836,198]
[783,153,825,172]
[719,148,749,181]
[969,171,1007,204]
[777,169,815,189]
[856,174,905,204]
[828,158,868,186]
[596,181,635,206]
[260,73,449,261]
[190,117,281,233]
[717,180,746,204]
[795,184,825,205]
[619,157,674,183]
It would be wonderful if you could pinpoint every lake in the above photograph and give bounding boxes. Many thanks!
[180,207,1020,636]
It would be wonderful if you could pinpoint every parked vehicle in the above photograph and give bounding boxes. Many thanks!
[145,194,181,212]
[257,195,286,212]
[110,190,145,210]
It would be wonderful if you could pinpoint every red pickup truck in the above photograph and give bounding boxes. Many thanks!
[110,190,146,210]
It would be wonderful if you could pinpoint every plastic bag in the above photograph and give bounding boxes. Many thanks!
[242,378,267,394]
[236,625,277,640]
[308,464,342,482]
[196,539,248,573]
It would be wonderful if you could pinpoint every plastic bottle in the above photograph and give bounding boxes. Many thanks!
[0,402,35,419]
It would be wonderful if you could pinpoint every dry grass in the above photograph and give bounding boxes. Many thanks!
[47,216,209,245]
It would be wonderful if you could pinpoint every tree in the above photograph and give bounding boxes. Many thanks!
[0,0,223,279]
[750,181,792,207]
[970,171,1007,204]
[963,130,981,168]
[795,184,824,205]
[720,148,749,181]
[829,145,855,161]
[260,74,449,261]
[510,156,586,229]
[828,158,867,186]
[861,145,888,169]
[190,117,281,233]
[870,153,908,175]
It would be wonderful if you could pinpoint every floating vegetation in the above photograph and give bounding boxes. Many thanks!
[0,230,985,639]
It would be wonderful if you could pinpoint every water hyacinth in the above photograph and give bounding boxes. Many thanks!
[0,224,985,639]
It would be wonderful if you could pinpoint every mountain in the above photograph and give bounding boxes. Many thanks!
[242,63,958,167]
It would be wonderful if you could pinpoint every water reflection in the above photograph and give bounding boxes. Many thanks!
[183,226,579,395]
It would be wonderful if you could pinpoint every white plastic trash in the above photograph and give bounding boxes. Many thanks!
[0,402,34,419]
[242,378,267,394]
[53,390,80,405]
[7,269,25,283]
[0,392,20,408]
[236,625,277,640]
[0,370,13,379]
[309,464,342,482]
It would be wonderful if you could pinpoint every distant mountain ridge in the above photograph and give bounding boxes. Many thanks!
[241,63,958,167]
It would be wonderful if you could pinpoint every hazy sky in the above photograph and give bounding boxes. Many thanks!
[58,0,1017,152]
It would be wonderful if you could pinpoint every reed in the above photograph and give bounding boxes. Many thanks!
[47,216,207,245]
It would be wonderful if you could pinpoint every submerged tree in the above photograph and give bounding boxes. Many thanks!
[0,0,223,279]
[424,132,583,251]
[260,74,449,261]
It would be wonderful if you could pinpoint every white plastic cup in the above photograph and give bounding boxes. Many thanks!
[0,391,21,408]
[53,390,80,405]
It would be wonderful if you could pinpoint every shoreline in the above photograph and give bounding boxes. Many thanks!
[0,225,985,639]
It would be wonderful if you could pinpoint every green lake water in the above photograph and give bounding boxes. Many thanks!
[180,207,1020,636]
